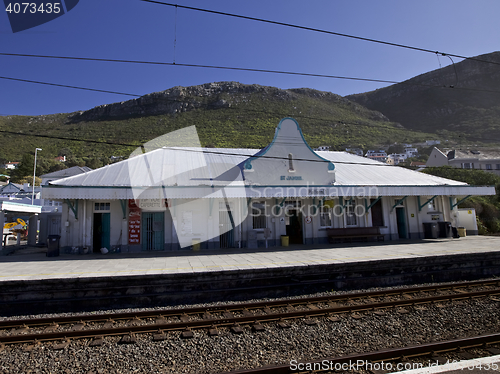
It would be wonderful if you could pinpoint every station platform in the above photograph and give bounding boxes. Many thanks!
[1,236,500,315]
[0,236,499,282]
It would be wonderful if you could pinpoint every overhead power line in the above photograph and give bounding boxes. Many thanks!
[0,76,140,97]
[0,129,405,167]
[2,52,500,95]
[141,0,500,68]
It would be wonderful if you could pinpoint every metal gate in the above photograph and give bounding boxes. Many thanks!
[219,202,235,249]
[142,212,164,251]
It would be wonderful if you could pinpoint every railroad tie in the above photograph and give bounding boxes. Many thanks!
[23,341,40,352]
[53,339,71,351]
[44,323,59,333]
[181,328,194,339]
[119,334,136,344]
[12,325,29,334]
[487,347,500,355]
[208,325,219,336]
[277,319,290,329]
[90,336,104,347]
[231,324,244,334]
[252,322,265,332]
[152,330,166,341]
[71,322,85,331]
[241,309,253,317]
[155,317,166,324]
[304,318,317,326]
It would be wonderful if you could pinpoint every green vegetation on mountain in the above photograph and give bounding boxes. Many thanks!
[347,51,500,143]
[0,82,437,178]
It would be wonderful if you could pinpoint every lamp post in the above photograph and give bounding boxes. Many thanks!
[32,148,42,204]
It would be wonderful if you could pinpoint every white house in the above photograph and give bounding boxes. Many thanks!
[365,150,388,163]
[42,118,495,254]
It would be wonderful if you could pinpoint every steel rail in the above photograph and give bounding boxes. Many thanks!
[1,287,499,345]
[218,332,500,374]
[1,278,498,329]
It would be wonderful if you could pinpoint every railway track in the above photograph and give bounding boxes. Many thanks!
[220,333,500,373]
[0,279,499,348]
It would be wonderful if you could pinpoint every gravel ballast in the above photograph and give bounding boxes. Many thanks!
[1,282,500,373]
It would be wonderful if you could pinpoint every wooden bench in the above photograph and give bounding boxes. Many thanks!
[326,227,384,243]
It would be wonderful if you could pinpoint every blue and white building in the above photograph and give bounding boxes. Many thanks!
[42,118,495,254]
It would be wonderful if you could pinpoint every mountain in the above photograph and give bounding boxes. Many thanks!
[0,82,435,162]
[346,51,500,143]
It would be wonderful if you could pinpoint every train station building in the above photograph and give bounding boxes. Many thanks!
[41,118,496,254]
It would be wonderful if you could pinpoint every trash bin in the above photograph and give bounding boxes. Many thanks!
[438,221,453,238]
[46,235,61,257]
[423,222,439,239]
[457,227,467,237]
[281,235,289,247]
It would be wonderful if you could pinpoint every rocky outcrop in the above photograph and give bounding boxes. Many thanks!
[68,81,389,123]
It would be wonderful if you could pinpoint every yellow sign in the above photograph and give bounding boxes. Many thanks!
[323,200,335,208]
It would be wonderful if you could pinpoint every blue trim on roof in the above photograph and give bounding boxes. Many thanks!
[244,118,335,171]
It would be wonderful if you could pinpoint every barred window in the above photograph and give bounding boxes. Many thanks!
[252,202,267,229]
[345,200,357,226]
[319,204,332,228]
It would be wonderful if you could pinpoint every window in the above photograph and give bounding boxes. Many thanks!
[94,202,110,211]
[486,164,492,170]
[288,153,294,172]
[463,163,471,169]
[319,204,332,228]
[497,164,500,170]
[251,202,266,229]
[345,200,357,226]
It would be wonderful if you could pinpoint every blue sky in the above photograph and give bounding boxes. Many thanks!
[2,0,500,116]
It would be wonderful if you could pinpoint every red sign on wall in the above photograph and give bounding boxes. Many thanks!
[128,199,141,245]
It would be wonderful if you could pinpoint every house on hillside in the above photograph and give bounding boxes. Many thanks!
[426,148,500,176]
[386,154,407,166]
[365,150,388,162]
[42,118,495,254]
[1,162,19,170]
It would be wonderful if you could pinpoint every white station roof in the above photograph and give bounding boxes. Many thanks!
[42,147,495,200]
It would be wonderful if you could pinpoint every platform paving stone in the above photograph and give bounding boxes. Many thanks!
[0,236,499,282]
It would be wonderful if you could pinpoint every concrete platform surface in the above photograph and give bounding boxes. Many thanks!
[0,236,499,282]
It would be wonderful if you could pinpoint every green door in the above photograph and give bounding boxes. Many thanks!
[142,212,164,251]
[396,207,407,239]
[93,213,110,253]
[101,213,111,250]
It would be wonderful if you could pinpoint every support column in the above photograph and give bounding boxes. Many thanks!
[28,214,38,246]
[0,210,4,254]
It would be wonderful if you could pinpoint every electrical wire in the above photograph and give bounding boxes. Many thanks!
[0,76,140,97]
[141,0,500,68]
[0,128,411,167]
[2,53,500,95]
